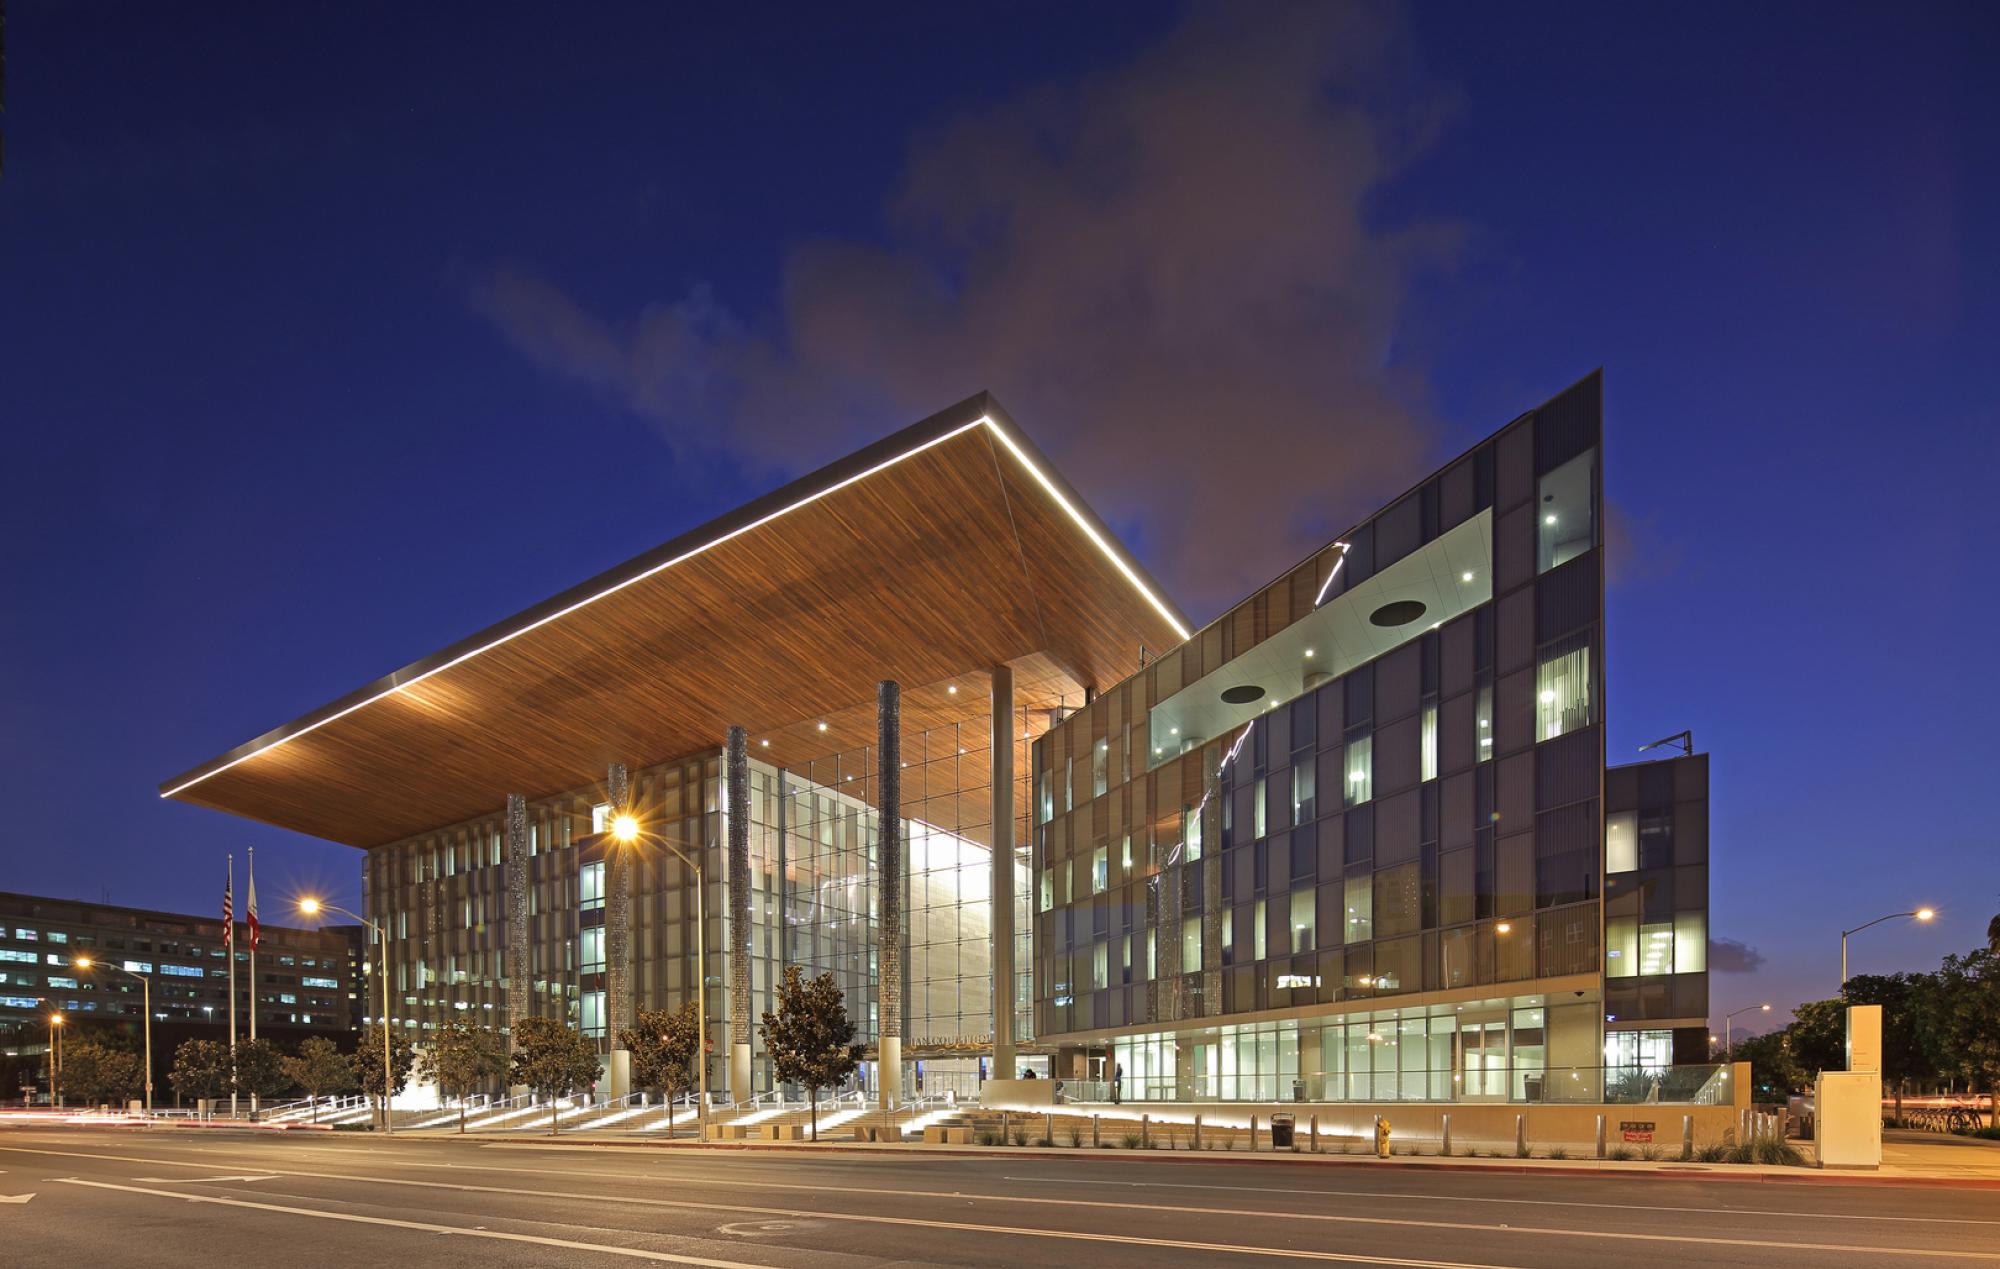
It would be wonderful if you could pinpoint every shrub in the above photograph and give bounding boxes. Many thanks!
[976,1131,996,1146]
[1607,1146,1636,1161]
[1547,1146,1568,1160]
[1222,1135,1236,1151]
[1121,1133,1141,1149]
[1959,1126,2000,1142]
[1639,1144,1661,1161]
[1011,1127,1028,1147]
[1067,1126,1082,1148]
[1037,1137,1053,1148]
[1753,1138,1806,1167]
[1694,1142,1730,1163]
[1724,1143,1755,1164]
[1515,1144,1531,1159]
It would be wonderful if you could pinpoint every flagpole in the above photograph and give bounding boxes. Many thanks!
[227,854,238,1120]
[248,847,258,1045]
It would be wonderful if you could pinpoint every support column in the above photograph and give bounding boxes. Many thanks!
[726,726,753,1101]
[877,681,903,1108]
[605,764,634,1092]
[990,664,1017,1078]
[503,794,531,1047]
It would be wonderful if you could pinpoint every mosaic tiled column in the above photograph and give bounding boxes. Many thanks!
[504,794,531,1047]
[989,664,1017,1078]
[726,725,752,1100]
[877,681,903,1108]
[605,763,634,1051]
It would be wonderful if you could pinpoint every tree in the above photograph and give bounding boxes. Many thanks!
[1929,949,2000,1121]
[621,1002,701,1138]
[169,1039,233,1109]
[1785,997,1847,1079]
[421,1016,508,1133]
[1728,1029,1805,1100]
[1987,912,2000,956]
[508,1016,601,1136]
[1841,972,1940,1119]
[62,1039,141,1107]
[281,1037,356,1122]
[356,1025,419,1129]
[759,966,861,1141]
[235,1037,292,1103]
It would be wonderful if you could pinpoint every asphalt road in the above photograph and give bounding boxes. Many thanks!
[2,1124,1995,1267]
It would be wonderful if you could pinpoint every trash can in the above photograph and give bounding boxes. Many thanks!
[1292,1079,1306,1102]
[1270,1113,1296,1150]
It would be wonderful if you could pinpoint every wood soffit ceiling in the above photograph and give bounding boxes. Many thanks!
[161,394,1190,849]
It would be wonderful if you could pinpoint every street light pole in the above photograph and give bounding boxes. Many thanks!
[1840,908,1935,985]
[75,958,153,1114]
[47,1012,63,1107]
[300,900,393,1134]
[612,817,709,1141]
[1722,1002,1771,1054]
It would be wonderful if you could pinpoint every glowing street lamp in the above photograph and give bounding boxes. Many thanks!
[1841,908,1935,985]
[300,897,395,1134]
[75,956,153,1113]
[1722,1002,1772,1054]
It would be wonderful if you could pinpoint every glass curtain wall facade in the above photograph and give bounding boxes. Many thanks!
[1029,373,1640,1103]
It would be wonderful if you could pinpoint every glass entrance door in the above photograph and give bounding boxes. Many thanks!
[1458,1021,1507,1100]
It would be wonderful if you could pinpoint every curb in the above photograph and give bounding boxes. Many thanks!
[453,1135,2000,1191]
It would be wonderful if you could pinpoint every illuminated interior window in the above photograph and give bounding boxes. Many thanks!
[1420,701,1438,782]
[1537,447,1595,573]
[1605,811,1637,873]
[1344,735,1373,806]
[1535,637,1592,741]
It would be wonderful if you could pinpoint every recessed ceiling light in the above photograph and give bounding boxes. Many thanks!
[1169,727,1179,735]
[1461,571,1473,582]
[1545,514,1558,525]
[816,722,828,732]
[947,685,958,695]
[759,739,769,747]
[1304,649,1315,658]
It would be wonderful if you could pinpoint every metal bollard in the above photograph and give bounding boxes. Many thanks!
[1250,1115,1259,1151]
[1092,1114,1101,1148]
[1681,1114,1693,1160]
[1193,1113,1202,1150]
[1046,1111,1055,1145]
[1441,1112,1452,1157]
[1000,1110,1009,1143]
[1309,1114,1318,1153]
[1515,1113,1527,1158]
[1594,1114,1606,1159]
[1141,1114,1150,1149]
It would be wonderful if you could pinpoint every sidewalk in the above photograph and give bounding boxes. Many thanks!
[431,1128,2000,1190]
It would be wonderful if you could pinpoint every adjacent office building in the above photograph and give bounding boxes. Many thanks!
[160,373,1711,1105]
[0,891,361,1073]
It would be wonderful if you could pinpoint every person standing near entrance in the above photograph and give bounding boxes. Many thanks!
[1112,1063,1124,1104]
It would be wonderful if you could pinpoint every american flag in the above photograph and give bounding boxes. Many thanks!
[223,868,234,948]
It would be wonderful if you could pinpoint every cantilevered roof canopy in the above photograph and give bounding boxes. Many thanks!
[161,393,1189,848]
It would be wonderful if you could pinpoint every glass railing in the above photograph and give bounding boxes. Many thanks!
[1046,1064,1731,1106]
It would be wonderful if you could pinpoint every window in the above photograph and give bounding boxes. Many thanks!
[1293,764,1316,824]
[1184,807,1203,862]
[581,990,606,1038]
[14,928,36,941]
[1606,916,1636,978]
[579,927,605,972]
[1091,846,1108,895]
[1093,740,1109,798]
[1420,701,1438,781]
[1537,447,1595,573]
[579,861,605,911]
[1253,899,1268,960]
[159,963,203,978]
[303,976,338,989]
[1674,911,1706,974]
[1344,874,1373,943]
[0,950,33,964]
[1036,770,1053,825]
[1253,777,1268,838]
[47,932,67,945]
[279,993,298,1005]
[1605,811,1637,873]
[1291,889,1315,954]
[1039,870,1054,913]
[1121,834,1133,873]
[1535,637,1592,741]
[1182,916,1202,971]
[122,961,153,974]
[591,803,612,834]
[1476,682,1494,762]
[1638,922,1674,975]
[47,976,77,989]
[1091,942,1109,990]
[1344,736,1373,806]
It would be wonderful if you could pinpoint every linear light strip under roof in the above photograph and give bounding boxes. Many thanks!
[162,415,1190,800]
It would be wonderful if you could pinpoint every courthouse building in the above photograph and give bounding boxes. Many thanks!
[161,373,1712,1106]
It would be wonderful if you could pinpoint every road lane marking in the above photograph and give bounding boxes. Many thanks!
[53,1179,771,1268]
[134,1175,278,1183]
[12,1142,1999,1262]
[51,1174,1518,1268]
[1001,1174,2000,1227]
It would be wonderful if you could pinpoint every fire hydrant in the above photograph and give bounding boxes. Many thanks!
[1374,1118,1392,1158]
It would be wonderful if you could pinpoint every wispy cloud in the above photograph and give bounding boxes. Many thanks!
[472,2,1458,615]
[1709,937,1766,974]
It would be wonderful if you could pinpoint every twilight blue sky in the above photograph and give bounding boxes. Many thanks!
[1,2,1994,1033]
